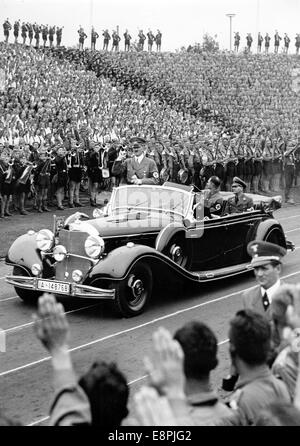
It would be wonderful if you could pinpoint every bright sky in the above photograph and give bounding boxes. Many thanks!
[2,0,300,51]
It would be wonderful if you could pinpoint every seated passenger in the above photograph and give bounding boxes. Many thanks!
[224,177,254,214]
[204,176,224,217]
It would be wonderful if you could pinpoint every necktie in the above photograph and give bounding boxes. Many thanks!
[235,195,238,204]
[262,292,270,311]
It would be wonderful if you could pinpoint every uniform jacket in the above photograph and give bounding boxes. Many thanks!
[224,193,254,214]
[204,191,224,215]
[242,285,272,321]
[114,156,159,185]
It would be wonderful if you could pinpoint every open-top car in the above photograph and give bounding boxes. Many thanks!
[5,182,294,317]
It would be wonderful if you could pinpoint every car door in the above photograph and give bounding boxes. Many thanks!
[223,211,262,266]
[187,216,227,271]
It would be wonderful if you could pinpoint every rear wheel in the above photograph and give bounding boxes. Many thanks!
[112,262,152,317]
[264,228,285,248]
[13,266,42,304]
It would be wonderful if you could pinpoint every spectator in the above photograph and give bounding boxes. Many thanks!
[33,293,130,426]
[215,309,290,425]
[271,284,300,401]
[173,321,233,425]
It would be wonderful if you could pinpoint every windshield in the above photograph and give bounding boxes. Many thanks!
[111,186,192,217]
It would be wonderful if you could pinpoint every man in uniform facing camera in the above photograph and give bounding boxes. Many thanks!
[113,137,159,185]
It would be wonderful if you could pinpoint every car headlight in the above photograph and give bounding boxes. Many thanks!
[84,235,105,259]
[53,245,67,262]
[36,229,54,252]
[31,263,42,276]
[72,269,83,282]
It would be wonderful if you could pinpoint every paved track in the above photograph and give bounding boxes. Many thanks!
[0,205,299,425]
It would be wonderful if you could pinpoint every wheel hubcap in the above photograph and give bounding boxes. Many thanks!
[170,245,183,263]
[128,275,144,299]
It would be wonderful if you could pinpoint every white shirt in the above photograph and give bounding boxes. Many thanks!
[261,279,281,304]
[135,154,144,164]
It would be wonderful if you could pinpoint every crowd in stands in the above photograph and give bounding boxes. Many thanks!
[1,41,300,217]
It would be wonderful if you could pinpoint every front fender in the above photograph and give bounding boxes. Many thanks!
[5,231,42,269]
[155,222,186,252]
[88,244,169,282]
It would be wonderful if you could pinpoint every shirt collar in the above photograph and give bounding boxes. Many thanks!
[135,153,144,164]
[261,279,281,303]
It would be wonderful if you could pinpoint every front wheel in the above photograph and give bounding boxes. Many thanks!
[13,266,42,304]
[111,262,152,317]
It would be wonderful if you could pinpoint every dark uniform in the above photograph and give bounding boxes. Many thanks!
[91,28,99,50]
[124,31,131,51]
[138,30,146,51]
[224,177,254,214]
[204,191,224,216]
[147,30,155,52]
[13,20,20,43]
[102,30,111,51]
[155,30,162,52]
[257,33,263,52]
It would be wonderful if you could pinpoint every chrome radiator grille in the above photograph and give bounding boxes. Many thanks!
[55,229,92,282]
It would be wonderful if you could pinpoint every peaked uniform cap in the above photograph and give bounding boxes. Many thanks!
[232,176,247,189]
[247,240,287,267]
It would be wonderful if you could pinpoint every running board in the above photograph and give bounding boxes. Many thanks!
[193,262,252,282]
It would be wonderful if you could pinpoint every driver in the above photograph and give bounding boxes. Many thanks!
[204,176,224,216]
[114,137,159,185]
[224,176,254,214]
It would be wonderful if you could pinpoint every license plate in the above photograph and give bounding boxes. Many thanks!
[37,280,70,294]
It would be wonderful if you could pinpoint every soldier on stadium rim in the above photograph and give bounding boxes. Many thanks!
[33,23,41,47]
[257,32,263,53]
[246,33,253,52]
[91,27,99,51]
[13,20,20,44]
[49,25,55,48]
[27,22,34,45]
[3,18,11,43]
[78,26,87,51]
[138,30,146,51]
[102,29,111,51]
[274,30,282,54]
[283,33,290,54]
[234,32,240,52]
[296,34,300,55]
[111,30,121,52]
[56,26,63,47]
[42,24,49,48]
[147,29,155,52]
[155,30,162,52]
[264,33,271,53]
[123,29,131,52]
